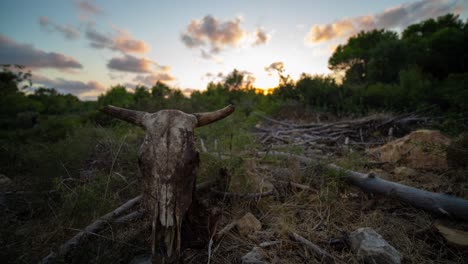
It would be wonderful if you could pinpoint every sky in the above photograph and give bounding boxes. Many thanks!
[0,0,466,100]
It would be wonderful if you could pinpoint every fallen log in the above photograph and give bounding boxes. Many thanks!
[262,151,468,221]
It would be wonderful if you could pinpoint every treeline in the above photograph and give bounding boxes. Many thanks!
[275,14,467,118]
[1,13,467,141]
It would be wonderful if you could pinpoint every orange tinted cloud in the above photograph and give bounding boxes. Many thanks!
[133,72,175,87]
[306,0,461,43]
[113,30,150,54]
[253,28,270,46]
[181,15,247,58]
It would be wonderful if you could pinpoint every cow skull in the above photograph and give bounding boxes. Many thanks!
[101,105,235,261]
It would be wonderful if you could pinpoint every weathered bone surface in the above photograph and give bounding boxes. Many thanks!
[101,105,234,262]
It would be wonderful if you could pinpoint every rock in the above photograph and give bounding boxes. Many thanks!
[241,247,268,264]
[237,212,262,237]
[367,130,451,170]
[393,166,418,178]
[0,174,14,192]
[350,227,401,264]
[129,254,151,264]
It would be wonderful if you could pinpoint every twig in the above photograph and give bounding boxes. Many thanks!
[199,138,208,153]
[210,189,274,199]
[289,232,335,263]
[105,134,128,198]
[271,180,315,192]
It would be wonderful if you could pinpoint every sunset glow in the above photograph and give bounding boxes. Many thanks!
[0,0,466,99]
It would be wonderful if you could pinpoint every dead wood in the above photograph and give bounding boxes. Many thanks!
[41,180,218,264]
[263,151,468,221]
[41,195,142,263]
[114,209,145,224]
[253,112,294,127]
[271,180,315,192]
[289,232,335,263]
[210,189,274,199]
[255,112,430,154]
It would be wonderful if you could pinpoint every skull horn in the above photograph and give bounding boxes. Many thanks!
[193,104,235,127]
[101,105,147,127]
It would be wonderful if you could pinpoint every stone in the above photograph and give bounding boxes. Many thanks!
[350,227,401,264]
[367,130,451,170]
[241,247,268,264]
[393,166,418,178]
[0,174,14,192]
[129,254,152,264]
[237,212,262,237]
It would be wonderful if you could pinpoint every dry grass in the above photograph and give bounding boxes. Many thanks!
[202,149,468,264]
[4,118,468,263]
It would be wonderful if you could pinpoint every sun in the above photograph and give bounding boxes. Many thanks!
[253,71,279,92]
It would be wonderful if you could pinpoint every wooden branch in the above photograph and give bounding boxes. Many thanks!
[263,151,468,221]
[41,195,142,263]
[271,180,315,192]
[41,180,217,263]
[210,189,274,199]
[253,112,293,127]
[289,232,335,263]
[114,209,145,224]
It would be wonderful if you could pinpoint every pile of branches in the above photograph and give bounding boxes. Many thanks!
[254,111,430,153]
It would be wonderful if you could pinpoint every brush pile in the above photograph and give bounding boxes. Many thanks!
[254,111,430,154]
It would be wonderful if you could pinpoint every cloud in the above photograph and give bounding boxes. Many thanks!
[305,0,462,43]
[85,27,150,54]
[133,72,176,87]
[253,28,270,46]
[107,54,175,86]
[0,35,83,69]
[203,71,225,81]
[33,74,106,97]
[204,70,255,88]
[75,1,103,15]
[181,15,246,58]
[265,61,284,73]
[85,28,113,48]
[38,16,80,40]
[107,54,154,73]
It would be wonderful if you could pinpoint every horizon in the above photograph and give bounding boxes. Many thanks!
[1,0,466,100]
